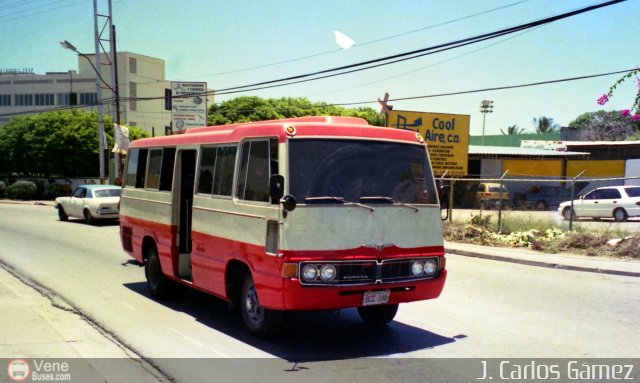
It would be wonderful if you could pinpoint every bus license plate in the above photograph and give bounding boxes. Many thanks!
[363,290,390,306]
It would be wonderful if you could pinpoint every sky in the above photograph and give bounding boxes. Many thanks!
[1,0,639,137]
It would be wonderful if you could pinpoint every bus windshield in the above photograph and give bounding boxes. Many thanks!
[288,139,438,205]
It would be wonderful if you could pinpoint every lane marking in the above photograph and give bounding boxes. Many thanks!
[170,327,204,347]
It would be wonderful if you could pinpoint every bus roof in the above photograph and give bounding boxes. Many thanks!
[129,116,425,148]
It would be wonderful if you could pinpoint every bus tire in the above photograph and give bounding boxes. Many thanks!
[240,274,282,338]
[357,304,399,326]
[145,245,170,299]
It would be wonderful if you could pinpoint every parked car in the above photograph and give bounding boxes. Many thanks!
[54,185,121,224]
[558,185,640,222]
[523,186,572,211]
[475,182,509,210]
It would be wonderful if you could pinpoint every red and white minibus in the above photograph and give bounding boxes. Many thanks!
[119,116,447,337]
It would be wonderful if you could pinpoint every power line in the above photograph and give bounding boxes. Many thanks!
[333,68,638,107]
[2,0,81,22]
[211,0,625,95]
[181,0,532,80]
[304,27,539,99]
[1,67,635,119]
[0,1,628,119]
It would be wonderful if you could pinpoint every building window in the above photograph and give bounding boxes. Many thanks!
[129,57,137,74]
[79,93,97,105]
[0,95,10,106]
[57,93,69,106]
[14,94,33,106]
[130,82,137,111]
[164,88,172,111]
[35,94,54,106]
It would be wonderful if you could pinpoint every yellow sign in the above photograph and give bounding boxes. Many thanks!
[387,110,470,176]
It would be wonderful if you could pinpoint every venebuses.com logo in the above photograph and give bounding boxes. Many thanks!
[7,359,30,382]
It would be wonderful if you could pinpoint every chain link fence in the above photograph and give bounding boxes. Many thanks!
[439,175,640,232]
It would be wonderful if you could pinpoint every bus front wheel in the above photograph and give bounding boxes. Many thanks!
[357,304,399,326]
[240,274,282,338]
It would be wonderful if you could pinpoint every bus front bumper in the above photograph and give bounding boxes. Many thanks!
[280,270,447,311]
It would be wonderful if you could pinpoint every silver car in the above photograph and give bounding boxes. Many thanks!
[558,186,640,222]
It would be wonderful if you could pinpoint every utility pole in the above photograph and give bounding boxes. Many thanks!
[480,100,494,146]
[92,0,107,183]
[93,0,118,183]
[110,23,122,182]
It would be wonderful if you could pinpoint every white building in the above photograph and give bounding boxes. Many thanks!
[0,52,203,136]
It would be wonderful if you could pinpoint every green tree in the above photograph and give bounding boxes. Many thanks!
[0,110,148,177]
[208,96,384,126]
[532,116,560,134]
[500,124,524,135]
[568,110,640,141]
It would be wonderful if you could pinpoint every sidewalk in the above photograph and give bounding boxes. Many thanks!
[0,266,132,358]
[0,266,167,382]
[445,240,640,277]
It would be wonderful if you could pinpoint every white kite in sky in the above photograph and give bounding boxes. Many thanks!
[333,30,355,49]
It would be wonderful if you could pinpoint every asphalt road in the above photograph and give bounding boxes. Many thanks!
[1,203,638,382]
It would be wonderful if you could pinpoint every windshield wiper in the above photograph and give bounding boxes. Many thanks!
[360,196,420,212]
[305,196,374,212]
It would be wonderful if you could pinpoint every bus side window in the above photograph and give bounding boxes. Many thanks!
[146,149,163,189]
[135,149,148,188]
[125,149,139,187]
[159,148,175,191]
[213,145,236,196]
[269,138,279,204]
[237,140,270,203]
[197,147,217,195]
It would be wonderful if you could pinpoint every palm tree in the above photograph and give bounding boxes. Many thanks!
[533,116,560,134]
[500,124,524,135]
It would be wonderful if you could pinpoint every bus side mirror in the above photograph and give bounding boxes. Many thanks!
[269,174,285,202]
[281,195,297,212]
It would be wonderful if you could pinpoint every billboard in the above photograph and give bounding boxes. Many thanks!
[171,82,207,132]
[387,110,470,176]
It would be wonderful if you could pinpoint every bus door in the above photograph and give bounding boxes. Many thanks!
[176,149,196,280]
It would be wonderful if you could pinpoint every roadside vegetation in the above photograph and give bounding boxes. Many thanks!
[443,212,640,258]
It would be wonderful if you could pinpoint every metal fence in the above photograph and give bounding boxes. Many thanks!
[438,175,640,231]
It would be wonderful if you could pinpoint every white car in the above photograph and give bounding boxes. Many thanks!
[54,185,121,224]
[558,185,640,222]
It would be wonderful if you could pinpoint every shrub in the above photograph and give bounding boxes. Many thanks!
[7,180,38,200]
[469,213,492,228]
[0,181,6,198]
[48,183,70,200]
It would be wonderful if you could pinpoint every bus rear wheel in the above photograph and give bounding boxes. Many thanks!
[357,304,399,326]
[240,274,282,338]
[145,246,170,299]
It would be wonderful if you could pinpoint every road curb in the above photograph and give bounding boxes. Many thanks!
[445,247,640,278]
[0,200,53,206]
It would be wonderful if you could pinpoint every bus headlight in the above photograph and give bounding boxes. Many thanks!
[301,264,319,282]
[424,259,438,276]
[320,264,336,282]
[411,261,425,276]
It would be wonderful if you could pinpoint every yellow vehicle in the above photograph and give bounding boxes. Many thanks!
[476,182,510,210]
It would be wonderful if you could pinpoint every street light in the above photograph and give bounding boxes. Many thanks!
[60,39,109,183]
[479,99,494,146]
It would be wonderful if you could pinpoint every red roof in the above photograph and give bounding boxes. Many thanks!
[130,116,423,148]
